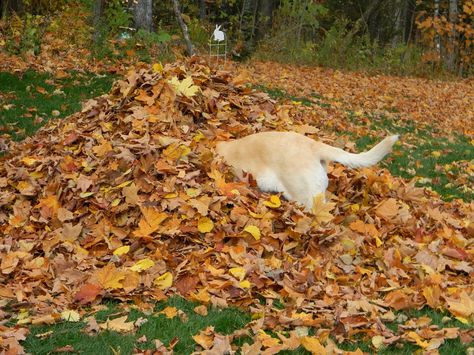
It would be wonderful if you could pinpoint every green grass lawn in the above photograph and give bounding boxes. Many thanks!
[17,299,473,354]
[22,297,250,355]
[1,74,472,354]
[0,70,115,139]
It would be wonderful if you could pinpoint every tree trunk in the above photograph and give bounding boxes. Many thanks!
[447,0,458,71]
[134,0,153,32]
[391,0,404,47]
[1,0,24,18]
[92,0,106,44]
[239,0,259,48]
[171,0,193,56]
[256,0,274,39]
[403,0,415,43]
[199,0,206,21]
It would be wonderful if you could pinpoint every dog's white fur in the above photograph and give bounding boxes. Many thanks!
[216,131,399,210]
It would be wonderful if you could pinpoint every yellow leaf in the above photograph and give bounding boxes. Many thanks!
[100,315,134,333]
[169,76,200,97]
[431,151,441,158]
[152,62,163,73]
[407,331,429,348]
[372,335,384,349]
[113,245,130,256]
[263,195,281,208]
[164,192,178,199]
[446,291,474,318]
[455,316,469,324]
[130,258,155,272]
[92,140,113,157]
[239,280,251,288]
[61,310,80,322]
[110,198,121,207]
[114,180,132,189]
[257,330,281,348]
[350,203,360,213]
[311,194,335,224]
[300,336,326,355]
[154,272,173,290]
[229,267,246,281]
[248,210,264,218]
[192,326,214,349]
[375,236,383,247]
[193,131,205,142]
[79,191,95,198]
[21,156,38,166]
[96,263,126,289]
[160,306,178,319]
[244,225,261,240]
[190,287,211,303]
[134,207,168,237]
[163,143,191,162]
[186,188,201,197]
[198,216,214,233]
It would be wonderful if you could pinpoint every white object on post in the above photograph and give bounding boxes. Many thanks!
[213,25,225,42]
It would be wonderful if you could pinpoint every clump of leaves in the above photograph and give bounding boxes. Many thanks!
[0,59,472,354]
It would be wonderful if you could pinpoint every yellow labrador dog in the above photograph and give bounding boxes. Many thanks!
[216,131,398,210]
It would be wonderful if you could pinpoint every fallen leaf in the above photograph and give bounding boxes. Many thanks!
[244,225,261,240]
[198,216,214,233]
[100,315,135,333]
[154,272,173,290]
[130,258,155,272]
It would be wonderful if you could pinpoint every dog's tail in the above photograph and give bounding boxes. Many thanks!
[317,135,399,168]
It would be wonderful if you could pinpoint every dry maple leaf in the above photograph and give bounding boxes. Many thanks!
[95,264,126,289]
[169,76,200,97]
[310,194,335,224]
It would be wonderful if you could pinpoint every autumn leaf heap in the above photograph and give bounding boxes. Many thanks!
[0,58,473,352]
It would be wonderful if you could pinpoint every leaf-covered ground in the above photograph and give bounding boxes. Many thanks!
[0,59,473,354]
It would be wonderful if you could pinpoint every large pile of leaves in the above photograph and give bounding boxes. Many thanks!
[1,58,473,353]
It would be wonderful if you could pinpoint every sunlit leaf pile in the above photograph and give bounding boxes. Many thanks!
[1,58,473,353]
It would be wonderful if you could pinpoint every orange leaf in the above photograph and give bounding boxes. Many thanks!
[74,283,103,305]
[349,219,380,238]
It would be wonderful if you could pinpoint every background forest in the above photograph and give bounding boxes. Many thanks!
[0,0,473,77]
